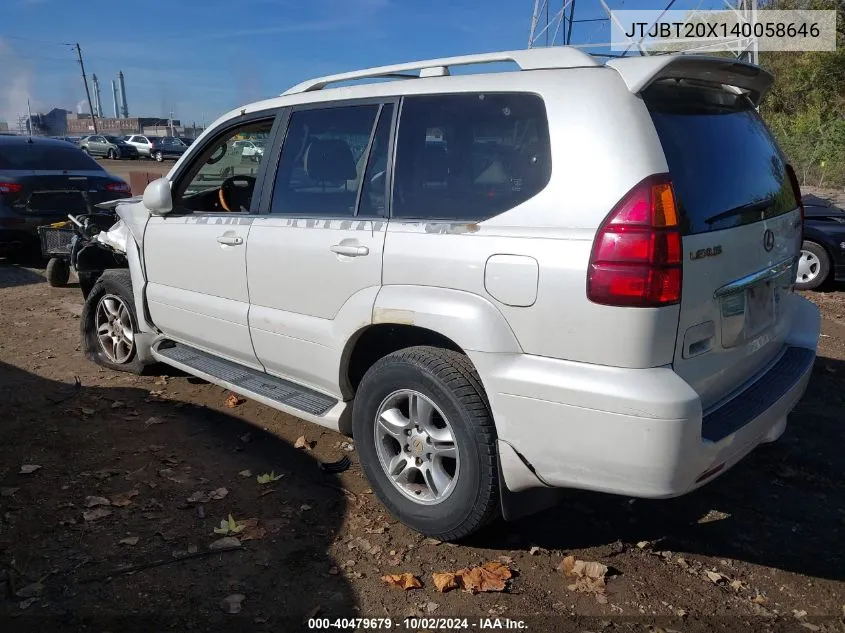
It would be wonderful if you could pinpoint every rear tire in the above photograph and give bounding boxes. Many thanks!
[45,258,70,287]
[81,269,145,374]
[352,346,500,541]
[108,149,117,160]
[154,151,164,162]
[795,241,830,291]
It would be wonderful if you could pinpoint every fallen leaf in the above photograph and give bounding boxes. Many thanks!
[225,393,246,408]
[459,562,512,593]
[220,593,245,614]
[85,495,112,508]
[558,556,609,597]
[81,407,95,416]
[144,416,164,427]
[110,490,139,507]
[800,624,820,632]
[300,504,312,512]
[209,487,229,500]
[213,514,245,535]
[16,582,44,599]
[210,536,242,550]
[432,572,460,593]
[424,601,440,614]
[381,573,422,590]
[636,541,651,549]
[83,507,112,521]
[294,435,312,450]
[18,598,37,610]
[497,555,513,565]
[239,470,253,478]
[793,610,808,619]
[256,472,283,485]
[328,566,340,575]
[187,490,210,504]
[704,570,728,584]
[1,487,19,497]
[752,593,768,605]
[730,579,747,592]
[119,536,140,546]
[238,518,266,541]
[19,464,41,475]
[111,400,125,409]
[529,546,541,555]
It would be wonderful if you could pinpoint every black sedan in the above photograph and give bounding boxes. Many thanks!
[149,136,188,162]
[796,193,845,290]
[0,136,132,259]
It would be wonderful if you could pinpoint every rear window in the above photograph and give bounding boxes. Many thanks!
[393,93,551,221]
[644,81,799,235]
[0,143,104,171]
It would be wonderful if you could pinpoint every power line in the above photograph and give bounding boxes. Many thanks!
[0,34,74,46]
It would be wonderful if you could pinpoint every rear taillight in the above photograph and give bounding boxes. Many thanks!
[587,174,682,307]
[105,181,131,194]
[785,164,804,241]
[0,183,23,194]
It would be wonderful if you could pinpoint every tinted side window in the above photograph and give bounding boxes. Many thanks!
[270,104,380,216]
[358,104,394,217]
[0,144,104,171]
[393,93,551,221]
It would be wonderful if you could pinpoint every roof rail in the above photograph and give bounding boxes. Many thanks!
[281,47,600,96]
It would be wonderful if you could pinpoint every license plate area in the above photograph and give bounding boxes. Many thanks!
[26,190,89,213]
[719,270,789,349]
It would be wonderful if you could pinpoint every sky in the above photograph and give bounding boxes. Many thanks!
[0,0,733,127]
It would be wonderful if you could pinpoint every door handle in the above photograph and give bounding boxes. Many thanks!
[216,235,243,246]
[330,244,369,257]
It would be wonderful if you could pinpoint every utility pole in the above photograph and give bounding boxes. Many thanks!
[75,43,98,134]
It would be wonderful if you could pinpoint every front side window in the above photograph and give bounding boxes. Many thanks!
[392,93,551,221]
[177,119,275,213]
[270,104,380,216]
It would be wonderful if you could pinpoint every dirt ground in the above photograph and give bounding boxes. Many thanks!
[1,177,844,632]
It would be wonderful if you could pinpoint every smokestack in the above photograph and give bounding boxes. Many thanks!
[111,80,119,118]
[92,74,102,117]
[118,71,129,118]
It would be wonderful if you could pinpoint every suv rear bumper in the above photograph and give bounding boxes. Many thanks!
[470,295,820,499]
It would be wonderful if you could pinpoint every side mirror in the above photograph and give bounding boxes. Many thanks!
[142,178,173,216]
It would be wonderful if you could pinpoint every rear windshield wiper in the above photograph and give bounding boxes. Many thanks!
[704,199,776,226]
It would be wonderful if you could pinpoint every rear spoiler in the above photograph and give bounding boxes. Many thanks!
[606,55,773,107]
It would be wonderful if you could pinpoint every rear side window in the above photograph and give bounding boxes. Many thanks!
[0,143,104,171]
[392,93,551,221]
[644,81,799,235]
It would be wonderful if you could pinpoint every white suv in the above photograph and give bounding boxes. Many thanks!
[124,134,155,157]
[77,49,820,541]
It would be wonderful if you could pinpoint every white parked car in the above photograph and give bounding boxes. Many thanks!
[77,49,820,541]
[234,139,265,161]
[123,134,156,158]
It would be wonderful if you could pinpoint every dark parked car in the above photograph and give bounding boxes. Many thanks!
[79,134,140,160]
[0,136,131,258]
[796,193,845,290]
[148,136,188,162]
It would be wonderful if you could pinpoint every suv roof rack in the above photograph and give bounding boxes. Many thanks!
[281,47,600,96]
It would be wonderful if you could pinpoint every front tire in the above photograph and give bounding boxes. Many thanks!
[81,270,145,374]
[45,257,70,287]
[353,346,499,541]
[108,149,117,160]
[795,241,830,291]
[154,151,164,162]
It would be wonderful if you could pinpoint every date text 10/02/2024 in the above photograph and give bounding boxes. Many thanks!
[306,617,529,630]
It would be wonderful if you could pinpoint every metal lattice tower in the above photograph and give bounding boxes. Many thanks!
[528,0,759,64]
